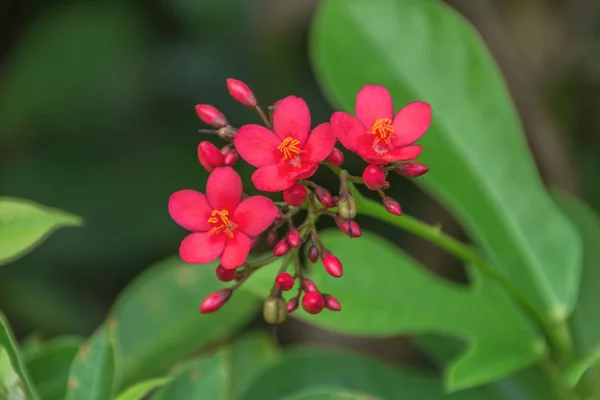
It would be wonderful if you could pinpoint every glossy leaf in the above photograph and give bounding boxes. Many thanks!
[65,325,115,400]
[24,336,83,400]
[0,311,40,399]
[0,197,81,266]
[310,0,581,322]
[243,231,543,390]
[114,377,171,400]
[109,256,261,389]
[0,347,26,400]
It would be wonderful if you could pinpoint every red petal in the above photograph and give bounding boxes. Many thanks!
[304,123,337,164]
[220,232,251,269]
[252,165,295,192]
[273,96,311,146]
[355,85,393,129]
[234,124,281,167]
[206,167,242,212]
[381,145,423,163]
[330,112,368,152]
[168,190,213,232]
[179,232,226,264]
[233,196,278,237]
[294,164,318,180]
[391,102,432,147]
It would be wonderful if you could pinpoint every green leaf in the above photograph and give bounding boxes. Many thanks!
[553,191,600,388]
[0,347,26,400]
[0,311,40,399]
[243,231,543,391]
[24,336,83,400]
[152,331,279,400]
[65,325,115,400]
[114,377,171,400]
[0,197,81,266]
[282,388,385,400]
[109,256,261,389]
[310,0,581,322]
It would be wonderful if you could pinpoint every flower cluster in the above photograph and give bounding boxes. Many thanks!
[169,78,431,324]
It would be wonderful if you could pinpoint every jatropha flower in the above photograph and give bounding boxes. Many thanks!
[234,96,336,192]
[330,85,431,165]
[169,166,278,269]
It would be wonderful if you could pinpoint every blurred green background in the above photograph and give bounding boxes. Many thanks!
[0,0,598,366]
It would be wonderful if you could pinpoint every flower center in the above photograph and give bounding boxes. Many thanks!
[368,118,394,154]
[277,136,304,167]
[207,209,238,238]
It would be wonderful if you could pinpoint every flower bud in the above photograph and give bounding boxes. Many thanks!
[274,210,283,224]
[334,217,361,238]
[199,289,231,313]
[362,165,387,190]
[314,186,334,208]
[195,104,227,128]
[307,246,319,263]
[286,229,301,248]
[273,239,290,257]
[395,162,429,177]
[283,183,307,207]
[326,148,344,165]
[226,78,257,108]
[267,229,278,246]
[249,235,260,249]
[302,278,318,293]
[217,125,237,141]
[323,294,342,311]
[197,141,225,172]
[338,196,357,220]
[322,251,343,277]
[263,296,287,324]
[275,272,295,291]
[286,297,299,313]
[221,145,239,166]
[332,196,340,206]
[302,292,325,314]
[215,265,236,282]
[383,197,402,216]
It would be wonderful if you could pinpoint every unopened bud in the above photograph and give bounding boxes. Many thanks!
[362,165,387,190]
[263,296,287,324]
[308,246,319,263]
[334,217,362,238]
[217,125,237,141]
[302,278,318,293]
[283,183,307,207]
[286,229,301,248]
[332,196,340,206]
[383,197,402,216]
[326,148,344,165]
[226,78,257,108]
[286,298,299,313]
[314,186,334,208]
[197,141,225,172]
[215,265,236,282]
[395,162,429,177]
[338,196,357,220]
[267,229,278,246]
[221,145,238,166]
[302,292,325,315]
[322,251,343,278]
[275,272,295,291]
[274,210,284,224]
[195,104,227,128]
[199,289,231,313]
[249,235,260,249]
[273,239,290,257]
[323,294,342,311]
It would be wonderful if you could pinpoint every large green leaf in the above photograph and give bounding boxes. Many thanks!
[243,231,543,391]
[0,197,81,266]
[554,191,600,388]
[0,347,26,400]
[0,311,40,399]
[152,331,279,400]
[109,256,261,389]
[310,0,581,322]
[24,336,83,400]
[65,326,115,400]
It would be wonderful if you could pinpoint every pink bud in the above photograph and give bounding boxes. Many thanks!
[273,239,290,257]
[221,144,238,166]
[326,148,344,165]
[383,197,402,216]
[395,162,429,177]
[195,104,228,128]
[197,141,225,172]
[362,165,387,190]
[314,186,334,208]
[199,289,231,313]
[302,279,318,293]
[323,294,342,311]
[283,183,307,207]
[286,298,298,313]
[226,78,257,108]
[302,292,325,314]
[267,229,278,246]
[322,251,343,278]
[215,265,236,282]
[287,229,302,248]
[275,272,295,291]
[334,217,362,238]
[308,246,319,263]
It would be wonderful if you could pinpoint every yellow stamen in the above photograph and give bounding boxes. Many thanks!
[277,136,305,167]
[368,118,394,154]
[207,209,238,238]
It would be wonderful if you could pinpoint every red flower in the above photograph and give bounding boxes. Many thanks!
[234,96,336,192]
[168,167,278,269]
[330,85,431,165]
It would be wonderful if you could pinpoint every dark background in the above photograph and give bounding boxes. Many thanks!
[1,0,599,366]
